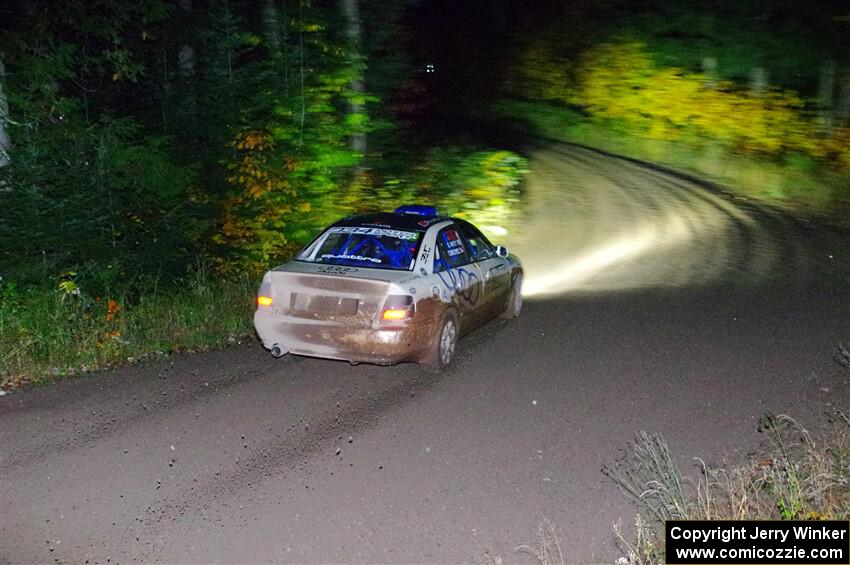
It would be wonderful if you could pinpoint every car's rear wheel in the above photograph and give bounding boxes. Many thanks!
[500,273,523,319]
[421,310,459,372]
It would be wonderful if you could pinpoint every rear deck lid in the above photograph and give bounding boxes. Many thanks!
[265,262,410,323]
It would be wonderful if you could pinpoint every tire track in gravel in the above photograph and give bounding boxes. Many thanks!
[0,345,445,565]
[138,368,442,532]
[1,346,268,470]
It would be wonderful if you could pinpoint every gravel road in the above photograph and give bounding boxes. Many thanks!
[2,143,848,564]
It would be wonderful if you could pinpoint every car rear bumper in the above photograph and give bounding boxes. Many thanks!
[254,308,430,365]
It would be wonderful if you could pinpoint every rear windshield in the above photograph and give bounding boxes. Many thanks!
[298,226,423,271]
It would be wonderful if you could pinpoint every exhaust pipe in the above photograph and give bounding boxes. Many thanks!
[270,344,286,358]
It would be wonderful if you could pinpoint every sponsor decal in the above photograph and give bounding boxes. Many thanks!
[321,253,381,264]
[317,265,359,274]
[437,267,481,306]
[443,228,465,256]
[330,226,419,241]
[418,244,432,264]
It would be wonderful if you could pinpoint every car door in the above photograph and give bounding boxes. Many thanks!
[433,224,485,332]
[455,220,511,321]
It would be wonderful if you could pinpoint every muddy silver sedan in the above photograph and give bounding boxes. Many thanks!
[254,206,523,370]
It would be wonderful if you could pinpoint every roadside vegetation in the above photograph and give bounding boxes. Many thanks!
[513,348,850,564]
[3,0,845,385]
[494,38,850,224]
[0,146,525,388]
[513,407,850,565]
[608,407,850,563]
[0,268,255,387]
[0,1,525,387]
[465,0,850,226]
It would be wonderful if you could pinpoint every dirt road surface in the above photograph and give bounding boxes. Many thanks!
[2,144,849,564]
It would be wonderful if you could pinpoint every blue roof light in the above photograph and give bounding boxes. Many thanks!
[394,204,438,217]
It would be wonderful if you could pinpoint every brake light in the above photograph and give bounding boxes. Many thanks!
[380,295,414,322]
[257,295,273,307]
[382,308,409,320]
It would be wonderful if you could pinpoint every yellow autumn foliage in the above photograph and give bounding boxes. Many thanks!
[214,129,307,274]
[511,40,850,172]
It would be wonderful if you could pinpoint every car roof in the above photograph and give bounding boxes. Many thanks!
[333,212,451,232]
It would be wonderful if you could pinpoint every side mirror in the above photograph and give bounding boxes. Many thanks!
[495,245,509,258]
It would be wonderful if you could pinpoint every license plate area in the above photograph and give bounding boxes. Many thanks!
[290,293,359,316]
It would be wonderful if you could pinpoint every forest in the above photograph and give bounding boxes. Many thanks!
[1,0,848,384]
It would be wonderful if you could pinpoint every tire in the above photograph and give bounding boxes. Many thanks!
[500,273,523,319]
[421,310,459,372]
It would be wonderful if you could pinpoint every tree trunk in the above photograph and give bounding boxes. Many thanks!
[340,0,366,157]
[749,66,768,95]
[281,0,289,96]
[262,0,288,94]
[702,56,717,87]
[817,60,836,133]
[0,58,11,170]
[178,0,197,115]
[838,71,850,128]
[263,0,283,61]
[159,47,170,130]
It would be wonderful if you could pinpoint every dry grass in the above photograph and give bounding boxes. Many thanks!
[836,343,850,371]
[605,406,850,564]
[515,518,564,565]
[517,348,849,565]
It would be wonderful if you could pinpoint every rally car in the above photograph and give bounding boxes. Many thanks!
[253,205,523,370]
